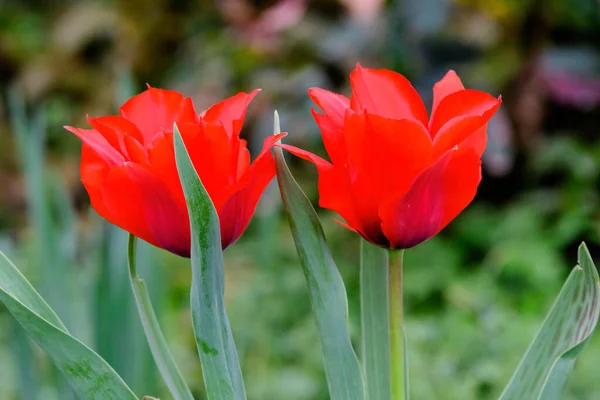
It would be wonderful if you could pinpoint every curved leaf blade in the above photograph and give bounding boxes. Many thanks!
[273,112,366,400]
[128,235,194,400]
[174,124,246,400]
[0,251,138,400]
[499,242,600,400]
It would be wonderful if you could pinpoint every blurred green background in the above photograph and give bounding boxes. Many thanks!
[1,0,600,399]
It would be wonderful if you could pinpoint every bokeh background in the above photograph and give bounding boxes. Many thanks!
[1,0,600,399]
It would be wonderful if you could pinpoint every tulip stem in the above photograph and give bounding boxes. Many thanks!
[389,249,407,400]
[127,235,194,400]
[360,239,391,400]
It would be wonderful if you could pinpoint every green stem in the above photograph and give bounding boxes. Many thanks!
[360,239,391,400]
[389,249,406,400]
[127,235,194,400]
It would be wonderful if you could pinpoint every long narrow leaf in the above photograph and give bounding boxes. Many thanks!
[10,315,39,399]
[174,124,246,400]
[499,242,600,400]
[273,112,365,400]
[128,235,194,400]
[360,239,391,400]
[0,251,138,399]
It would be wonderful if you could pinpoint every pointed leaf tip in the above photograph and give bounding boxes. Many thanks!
[274,111,281,135]
[499,241,600,400]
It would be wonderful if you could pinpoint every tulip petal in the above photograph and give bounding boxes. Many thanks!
[308,87,349,127]
[146,131,187,209]
[178,122,235,195]
[201,90,261,139]
[79,144,112,217]
[349,64,428,125]
[431,97,499,158]
[86,116,149,165]
[461,127,487,157]
[236,139,251,180]
[101,162,190,257]
[343,111,433,239]
[119,88,198,145]
[65,126,125,166]
[86,115,145,151]
[379,146,481,249]
[431,70,465,118]
[429,89,501,137]
[277,143,332,169]
[278,143,368,241]
[310,110,347,165]
[308,88,350,165]
[123,135,150,165]
[216,133,286,248]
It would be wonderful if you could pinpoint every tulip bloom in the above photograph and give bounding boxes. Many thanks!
[281,65,501,249]
[66,88,284,257]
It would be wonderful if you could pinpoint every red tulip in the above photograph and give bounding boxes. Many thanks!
[66,88,284,257]
[281,65,501,249]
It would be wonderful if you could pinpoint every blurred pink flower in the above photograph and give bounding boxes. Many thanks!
[341,0,385,25]
[540,70,600,110]
[217,0,307,50]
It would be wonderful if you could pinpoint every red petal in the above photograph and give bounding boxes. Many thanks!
[461,127,487,157]
[86,115,145,152]
[308,88,350,165]
[79,144,112,217]
[101,162,190,257]
[429,89,501,137]
[278,143,365,239]
[308,88,349,127]
[277,143,332,169]
[146,131,187,210]
[236,138,251,180]
[311,110,347,165]
[181,122,235,195]
[119,88,198,145]
[201,90,260,139]
[123,135,150,165]
[65,126,125,166]
[343,111,433,240]
[349,64,428,125]
[216,133,285,248]
[431,70,465,119]
[379,146,481,249]
[431,97,499,158]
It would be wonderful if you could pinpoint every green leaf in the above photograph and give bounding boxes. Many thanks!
[9,88,76,397]
[173,124,246,400]
[273,112,365,400]
[360,239,391,400]
[0,251,138,400]
[499,242,600,400]
[11,314,39,399]
[128,235,194,400]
